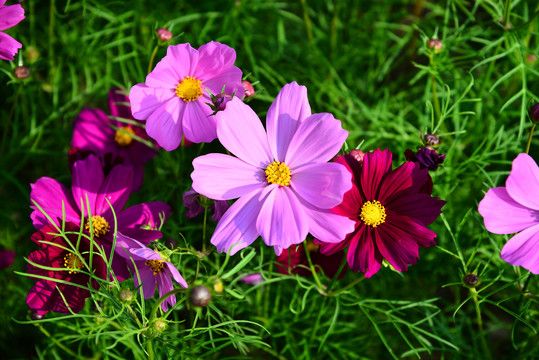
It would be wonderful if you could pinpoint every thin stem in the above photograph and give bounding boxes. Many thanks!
[147,45,159,75]
[147,340,154,360]
[470,287,491,359]
[503,0,512,28]
[431,73,441,122]
[329,274,365,297]
[202,206,208,253]
[300,0,314,46]
[126,304,143,328]
[38,323,81,358]
[525,123,535,154]
[303,241,325,293]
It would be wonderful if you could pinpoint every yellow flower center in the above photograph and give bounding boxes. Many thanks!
[85,215,110,238]
[64,253,84,274]
[175,76,203,102]
[265,161,291,186]
[114,126,135,147]
[145,259,165,275]
[360,200,387,227]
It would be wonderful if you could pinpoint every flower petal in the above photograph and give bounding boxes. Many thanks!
[71,155,104,215]
[347,225,383,277]
[210,189,263,255]
[30,177,80,228]
[0,3,24,31]
[388,194,446,226]
[197,41,237,72]
[192,153,266,200]
[375,222,421,272]
[26,280,56,315]
[165,262,188,288]
[129,84,176,121]
[120,228,163,245]
[215,97,273,167]
[71,108,117,154]
[266,82,311,161]
[256,186,309,250]
[478,187,539,234]
[360,149,393,200]
[96,164,133,220]
[500,223,539,274]
[144,96,185,151]
[135,267,156,299]
[300,198,356,243]
[0,32,21,61]
[291,162,352,209]
[285,113,348,168]
[117,202,171,229]
[506,153,539,211]
[146,43,197,88]
[108,87,133,120]
[182,99,217,143]
[157,272,175,311]
[202,66,245,98]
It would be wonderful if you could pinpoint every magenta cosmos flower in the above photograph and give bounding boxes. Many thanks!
[30,155,170,280]
[317,149,446,277]
[478,153,539,274]
[191,82,355,255]
[27,223,107,315]
[0,0,24,61]
[118,238,188,311]
[72,88,156,191]
[129,41,245,150]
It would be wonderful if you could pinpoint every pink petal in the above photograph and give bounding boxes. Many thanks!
[202,67,245,98]
[210,189,263,255]
[95,164,133,219]
[0,32,21,61]
[361,149,393,200]
[129,84,176,120]
[256,186,309,250]
[71,108,117,153]
[71,155,104,215]
[300,198,356,243]
[331,181,363,219]
[385,215,438,248]
[375,223,420,272]
[157,272,175,311]
[500,223,539,274]
[215,97,273,168]
[192,153,266,200]
[145,96,184,151]
[291,162,352,209]
[0,3,24,31]
[30,177,81,228]
[285,113,348,168]
[388,194,446,226]
[182,99,217,143]
[165,262,188,288]
[26,280,56,315]
[347,225,383,277]
[117,202,171,229]
[266,82,311,162]
[506,153,539,211]
[120,228,162,245]
[376,161,416,203]
[478,187,538,234]
[146,43,197,88]
[108,87,133,120]
[135,267,157,299]
[197,41,237,70]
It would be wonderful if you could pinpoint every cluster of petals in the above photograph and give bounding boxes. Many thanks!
[130,41,245,150]
[30,155,170,280]
[0,0,24,61]
[72,88,156,191]
[191,82,355,255]
[26,223,108,315]
[317,149,446,277]
[478,153,539,274]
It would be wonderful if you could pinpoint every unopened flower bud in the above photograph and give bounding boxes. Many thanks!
[156,28,172,42]
[348,149,365,163]
[464,273,479,287]
[525,54,537,65]
[213,93,232,112]
[30,311,43,321]
[14,66,30,79]
[423,133,440,147]
[165,237,177,249]
[190,285,212,307]
[119,288,135,303]
[530,103,539,123]
[213,278,224,293]
[242,80,255,98]
[427,38,443,53]
[25,46,39,64]
[153,318,167,333]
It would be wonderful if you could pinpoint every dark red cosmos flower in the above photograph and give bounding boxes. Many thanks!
[317,149,446,278]
[276,241,346,278]
[26,223,107,315]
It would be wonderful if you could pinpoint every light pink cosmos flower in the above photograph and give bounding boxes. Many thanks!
[478,153,539,274]
[0,0,24,61]
[129,41,245,150]
[191,82,355,255]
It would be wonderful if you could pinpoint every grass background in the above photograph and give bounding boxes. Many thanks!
[0,0,538,358]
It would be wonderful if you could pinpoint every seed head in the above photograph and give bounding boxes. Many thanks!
[190,285,212,307]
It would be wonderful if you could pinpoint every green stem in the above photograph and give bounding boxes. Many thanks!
[525,123,535,154]
[126,304,143,329]
[300,0,314,46]
[503,0,512,28]
[327,255,348,291]
[470,287,491,359]
[147,340,154,360]
[147,45,159,75]
[202,206,208,253]
[431,73,441,122]
[148,288,187,322]
[38,323,81,358]
[329,274,365,297]
[303,241,325,294]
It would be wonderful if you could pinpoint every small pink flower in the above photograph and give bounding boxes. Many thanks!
[130,41,245,150]
[0,0,25,61]
[478,153,539,274]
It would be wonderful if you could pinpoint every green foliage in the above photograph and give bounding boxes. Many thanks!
[1,0,538,359]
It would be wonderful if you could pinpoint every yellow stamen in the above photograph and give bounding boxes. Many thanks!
[85,215,110,238]
[63,253,84,274]
[175,76,203,102]
[114,126,135,147]
[145,259,165,275]
[265,161,291,186]
[360,200,387,227]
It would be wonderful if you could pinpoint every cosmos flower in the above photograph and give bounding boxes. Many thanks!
[404,147,445,171]
[276,241,346,278]
[26,223,107,315]
[72,88,157,191]
[30,155,170,280]
[118,238,188,311]
[129,41,245,150]
[182,187,230,222]
[317,149,446,277]
[0,1,25,61]
[0,249,15,269]
[478,153,539,274]
[191,82,355,255]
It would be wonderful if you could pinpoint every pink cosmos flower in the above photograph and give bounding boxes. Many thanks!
[72,88,157,191]
[317,149,446,277]
[26,223,107,315]
[183,186,230,222]
[478,153,539,274]
[191,82,355,255]
[0,1,24,61]
[117,238,188,311]
[129,41,245,150]
[30,155,170,280]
